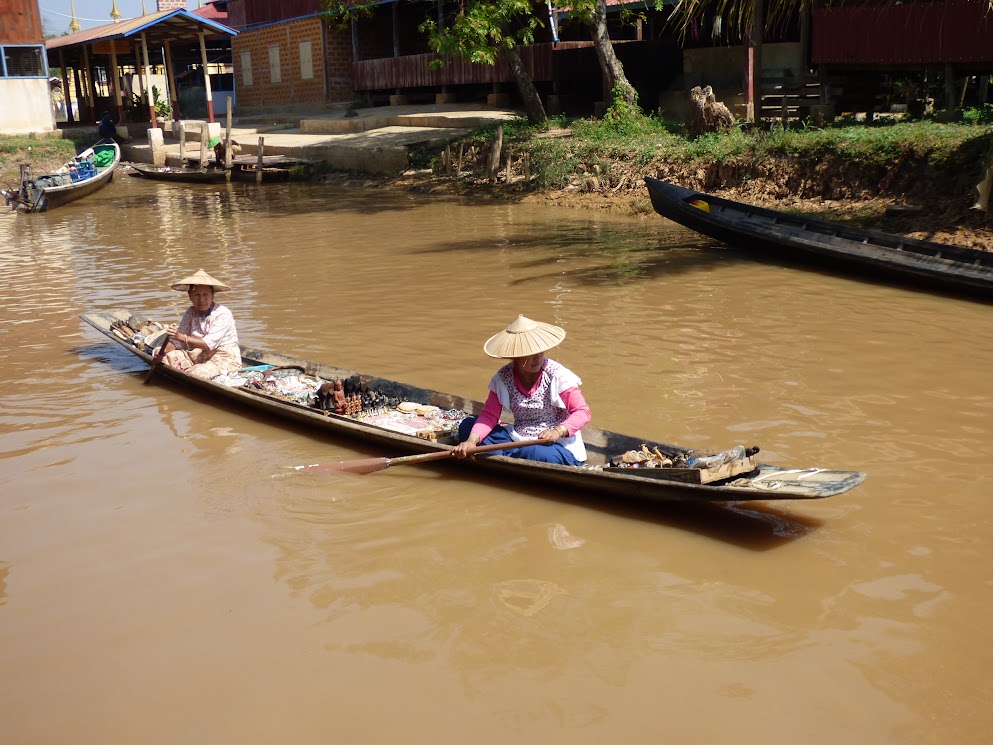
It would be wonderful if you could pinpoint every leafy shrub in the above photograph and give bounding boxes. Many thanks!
[962,104,993,126]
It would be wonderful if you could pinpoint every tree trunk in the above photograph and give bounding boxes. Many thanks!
[588,0,636,107]
[503,46,545,124]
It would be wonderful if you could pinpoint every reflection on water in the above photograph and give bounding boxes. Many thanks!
[1,175,993,744]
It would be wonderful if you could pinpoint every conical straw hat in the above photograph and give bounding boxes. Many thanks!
[170,268,231,292]
[483,315,566,358]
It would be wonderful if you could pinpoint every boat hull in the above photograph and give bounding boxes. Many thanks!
[3,139,121,213]
[644,177,993,298]
[81,308,865,504]
[128,164,231,183]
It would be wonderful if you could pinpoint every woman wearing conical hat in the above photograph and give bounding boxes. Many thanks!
[157,269,242,381]
[452,315,591,465]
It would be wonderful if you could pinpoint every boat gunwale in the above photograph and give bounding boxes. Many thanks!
[80,308,865,502]
[128,163,231,183]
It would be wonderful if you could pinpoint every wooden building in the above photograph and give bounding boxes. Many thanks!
[224,0,684,113]
[226,0,992,120]
[812,0,992,114]
[0,0,56,134]
[45,4,237,128]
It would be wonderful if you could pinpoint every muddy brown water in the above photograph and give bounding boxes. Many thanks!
[2,175,992,744]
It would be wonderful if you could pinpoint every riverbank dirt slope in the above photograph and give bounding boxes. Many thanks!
[325,151,992,250]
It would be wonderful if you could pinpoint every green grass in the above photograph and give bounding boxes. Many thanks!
[0,134,76,158]
[0,135,77,185]
[441,114,993,192]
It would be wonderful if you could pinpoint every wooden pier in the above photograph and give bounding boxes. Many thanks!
[181,153,316,182]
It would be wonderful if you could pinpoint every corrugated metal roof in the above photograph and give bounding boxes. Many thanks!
[193,1,228,24]
[45,8,236,51]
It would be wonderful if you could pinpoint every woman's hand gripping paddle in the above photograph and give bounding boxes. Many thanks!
[141,328,170,385]
[143,343,167,384]
[289,439,544,475]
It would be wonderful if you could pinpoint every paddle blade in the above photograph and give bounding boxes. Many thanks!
[289,457,392,475]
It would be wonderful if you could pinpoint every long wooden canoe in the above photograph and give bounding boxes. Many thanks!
[3,139,120,213]
[81,308,865,503]
[644,176,993,298]
[128,163,231,184]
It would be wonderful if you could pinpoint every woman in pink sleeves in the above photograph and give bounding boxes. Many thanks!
[452,315,591,466]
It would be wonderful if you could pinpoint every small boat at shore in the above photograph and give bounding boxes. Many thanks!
[644,177,993,298]
[128,163,231,184]
[81,308,865,504]
[3,139,120,213]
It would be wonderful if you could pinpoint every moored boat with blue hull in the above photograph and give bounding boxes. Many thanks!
[644,176,993,298]
[81,308,866,504]
[3,139,121,213]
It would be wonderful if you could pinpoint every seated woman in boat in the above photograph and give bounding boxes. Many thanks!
[159,269,241,381]
[452,315,591,466]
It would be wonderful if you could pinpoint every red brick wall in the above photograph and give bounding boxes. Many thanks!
[324,23,353,102]
[233,16,355,109]
[0,0,44,44]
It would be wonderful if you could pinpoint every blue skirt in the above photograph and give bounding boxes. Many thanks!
[458,417,582,466]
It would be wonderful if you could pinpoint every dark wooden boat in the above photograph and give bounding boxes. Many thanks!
[644,176,993,297]
[128,163,231,184]
[81,308,865,503]
[3,139,120,213]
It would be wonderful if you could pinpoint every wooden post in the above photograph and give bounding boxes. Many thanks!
[225,97,233,169]
[134,42,145,115]
[141,32,156,127]
[256,137,264,183]
[523,151,531,181]
[200,122,208,170]
[392,2,400,57]
[799,3,810,81]
[199,30,215,123]
[82,44,96,120]
[944,62,957,112]
[745,0,764,123]
[109,40,125,125]
[164,39,180,120]
[179,122,186,166]
[818,64,829,104]
[505,150,511,183]
[58,50,74,124]
[457,142,464,177]
[73,61,87,122]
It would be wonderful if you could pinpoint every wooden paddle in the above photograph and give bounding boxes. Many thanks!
[141,326,174,385]
[290,438,545,475]
[142,335,171,384]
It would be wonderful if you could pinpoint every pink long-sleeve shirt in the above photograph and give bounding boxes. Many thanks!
[470,360,592,443]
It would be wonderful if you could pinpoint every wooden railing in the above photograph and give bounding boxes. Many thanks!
[351,42,595,91]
